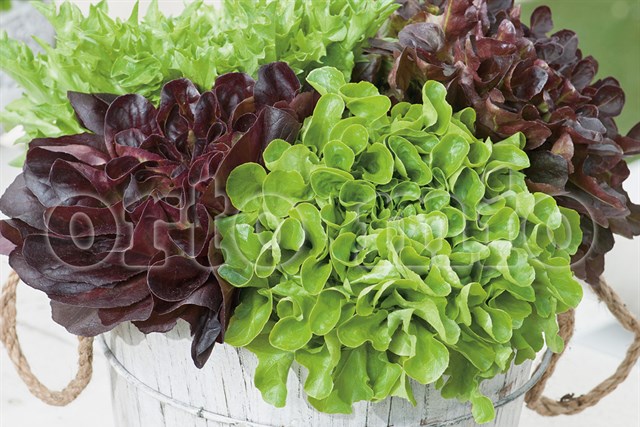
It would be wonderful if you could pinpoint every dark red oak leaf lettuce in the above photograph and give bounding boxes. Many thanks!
[0,62,315,368]
[359,0,640,285]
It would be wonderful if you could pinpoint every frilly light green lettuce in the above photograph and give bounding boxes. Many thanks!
[217,67,583,424]
[0,0,397,152]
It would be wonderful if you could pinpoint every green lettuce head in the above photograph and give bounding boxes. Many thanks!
[217,68,583,424]
[0,0,397,151]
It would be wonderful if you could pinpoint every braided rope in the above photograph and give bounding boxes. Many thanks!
[0,271,93,406]
[525,277,640,415]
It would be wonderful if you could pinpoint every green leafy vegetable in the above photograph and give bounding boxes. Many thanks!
[219,68,583,423]
[0,0,397,145]
[362,0,640,286]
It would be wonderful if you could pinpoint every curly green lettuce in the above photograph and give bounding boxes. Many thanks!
[0,0,397,149]
[217,68,583,424]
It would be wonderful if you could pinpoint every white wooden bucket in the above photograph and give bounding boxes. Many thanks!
[102,321,547,427]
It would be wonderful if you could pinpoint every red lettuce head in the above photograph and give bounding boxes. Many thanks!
[361,0,640,285]
[0,62,315,367]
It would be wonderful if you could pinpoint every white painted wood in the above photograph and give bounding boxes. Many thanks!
[106,321,532,427]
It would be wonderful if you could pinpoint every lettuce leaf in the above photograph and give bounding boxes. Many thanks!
[0,0,397,145]
[361,0,640,285]
[219,67,584,423]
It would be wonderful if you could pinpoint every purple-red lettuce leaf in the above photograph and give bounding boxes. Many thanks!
[0,62,316,368]
[361,0,640,284]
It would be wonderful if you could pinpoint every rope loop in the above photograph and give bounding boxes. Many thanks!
[0,271,93,406]
[525,277,640,416]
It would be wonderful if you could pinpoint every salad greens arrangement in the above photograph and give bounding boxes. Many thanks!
[218,67,583,423]
[6,0,628,423]
[361,0,640,285]
[0,0,397,148]
[0,62,317,368]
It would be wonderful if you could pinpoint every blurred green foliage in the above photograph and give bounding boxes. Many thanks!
[520,0,639,134]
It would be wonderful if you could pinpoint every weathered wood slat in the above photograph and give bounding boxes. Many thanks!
[107,321,532,427]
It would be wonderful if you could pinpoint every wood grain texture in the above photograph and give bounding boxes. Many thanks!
[107,321,532,427]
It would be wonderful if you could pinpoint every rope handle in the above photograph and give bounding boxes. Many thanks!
[0,271,93,406]
[525,276,640,415]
